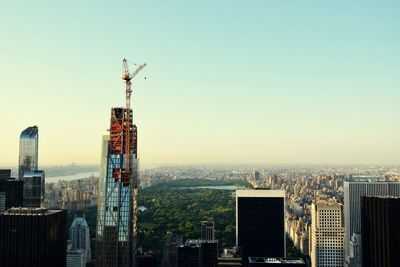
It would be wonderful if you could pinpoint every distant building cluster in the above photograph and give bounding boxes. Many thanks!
[2,124,400,267]
[45,177,98,209]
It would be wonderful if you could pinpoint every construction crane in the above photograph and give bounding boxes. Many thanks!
[121,58,146,181]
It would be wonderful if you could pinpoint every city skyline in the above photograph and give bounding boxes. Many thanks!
[1,1,400,166]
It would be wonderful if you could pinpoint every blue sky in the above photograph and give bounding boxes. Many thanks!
[0,1,399,166]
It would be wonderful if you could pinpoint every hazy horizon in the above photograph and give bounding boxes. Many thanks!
[2,162,400,172]
[1,1,399,166]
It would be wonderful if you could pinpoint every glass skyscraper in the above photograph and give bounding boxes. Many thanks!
[236,190,285,265]
[0,170,23,209]
[0,208,67,267]
[18,126,39,179]
[361,196,400,267]
[344,179,400,267]
[23,170,45,207]
[96,108,139,267]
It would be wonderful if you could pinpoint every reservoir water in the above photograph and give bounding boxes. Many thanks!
[180,185,240,190]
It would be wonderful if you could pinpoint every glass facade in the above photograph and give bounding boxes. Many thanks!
[96,135,109,241]
[18,126,39,179]
[0,208,67,267]
[236,190,285,265]
[0,178,23,209]
[96,108,139,267]
[23,170,45,207]
[361,196,400,267]
[343,181,400,266]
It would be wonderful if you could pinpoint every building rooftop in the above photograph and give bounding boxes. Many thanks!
[2,207,64,216]
[218,247,242,258]
[67,249,86,255]
[178,239,218,248]
[201,217,214,225]
[0,169,11,180]
[179,239,202,248]
[249,257,305,264]
[236,189,285,198]
[362,195,400,199]
[20,126,38,139]
[71,214,89,228]
[345,175,400,183]
[314,198,342,207]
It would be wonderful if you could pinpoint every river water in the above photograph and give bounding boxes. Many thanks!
[46,171,99,183]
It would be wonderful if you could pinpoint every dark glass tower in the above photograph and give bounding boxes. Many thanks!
[18,126,39,179]
[0,169,11,179]
[96,108,139,267]
[0,170,23,209]
[22,170,45,207]
[0,208,67,267]
[361,196,400,267]
[344,180,400,267]
[236,190,285,265]
[177,239,218,267]
[162,231,182,267]
[177,240,202,267]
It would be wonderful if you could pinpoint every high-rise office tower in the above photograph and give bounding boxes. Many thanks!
[18,126,39,179]
[270,175,278,189]
[0,207,67,267]
[310,199,344,267]
[137,252,157,267]
[343,179,400,267]
[177,240,202,267]
[70,214,91,263]
[361,196,400,267]
[177,239,218,267]
[201,217,215,241]
[0,170,23,209]
[202,241,219,267]
[23,170,45,207]
[162,231,182,267]
[18,126,45,208]
[236,190,285,264]
[95,108,139,267]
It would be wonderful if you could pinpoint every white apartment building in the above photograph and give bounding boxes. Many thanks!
[310,199,344,267]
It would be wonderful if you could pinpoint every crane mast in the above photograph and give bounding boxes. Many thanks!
[122,59,146,178]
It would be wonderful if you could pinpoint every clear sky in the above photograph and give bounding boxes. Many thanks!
[1,1,399,167]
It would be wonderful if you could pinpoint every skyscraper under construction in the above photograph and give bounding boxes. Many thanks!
[96,59,145,267]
